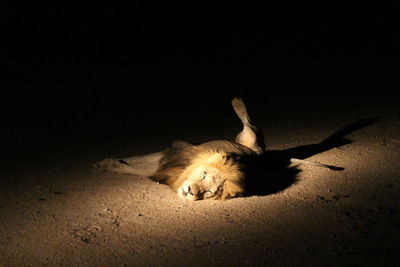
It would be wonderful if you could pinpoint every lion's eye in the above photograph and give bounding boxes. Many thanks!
[201,171,207,180]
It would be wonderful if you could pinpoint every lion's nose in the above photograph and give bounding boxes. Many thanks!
[181,188,187,196]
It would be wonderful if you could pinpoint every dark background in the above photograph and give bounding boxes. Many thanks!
[1,2,399,156]
[2,2,398,109]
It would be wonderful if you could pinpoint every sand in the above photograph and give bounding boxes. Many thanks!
[1,91,399,266]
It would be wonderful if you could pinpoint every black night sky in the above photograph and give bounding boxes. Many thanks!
[2,2,398,108]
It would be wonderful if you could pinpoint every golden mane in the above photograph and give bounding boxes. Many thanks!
[163,149,245,200]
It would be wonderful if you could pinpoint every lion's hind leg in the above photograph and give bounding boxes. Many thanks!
[93,152,164,176]
[232,98,265,154]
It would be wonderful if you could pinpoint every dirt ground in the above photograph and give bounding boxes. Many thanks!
[1,91,399,266]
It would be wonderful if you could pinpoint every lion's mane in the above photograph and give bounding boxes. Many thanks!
[150,141,253,200]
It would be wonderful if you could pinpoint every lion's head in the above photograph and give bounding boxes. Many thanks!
[171,152,245,200]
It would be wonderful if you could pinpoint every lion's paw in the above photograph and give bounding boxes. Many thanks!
[93,158,120,171]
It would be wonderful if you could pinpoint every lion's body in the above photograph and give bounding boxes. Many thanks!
[94,98,263,200]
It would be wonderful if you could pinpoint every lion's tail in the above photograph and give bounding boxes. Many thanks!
[231,97,252,125]
[93,158,158,176]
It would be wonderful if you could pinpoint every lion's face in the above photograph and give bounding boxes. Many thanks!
[168,152,245,201]
[178,166,225,200]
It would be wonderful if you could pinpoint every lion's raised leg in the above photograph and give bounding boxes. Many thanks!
[232,98,265,154]
[93,151,164,176]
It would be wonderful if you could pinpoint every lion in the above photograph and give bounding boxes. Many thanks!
[94,98,341,200]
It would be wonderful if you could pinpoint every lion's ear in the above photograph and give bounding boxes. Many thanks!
[221,180,244,200]
[207,153,224,164]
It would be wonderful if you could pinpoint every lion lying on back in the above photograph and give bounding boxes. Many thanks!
[94,98,264,200]
[94,98,339,200]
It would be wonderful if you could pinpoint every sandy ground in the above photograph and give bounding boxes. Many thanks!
[1,91,399,266]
